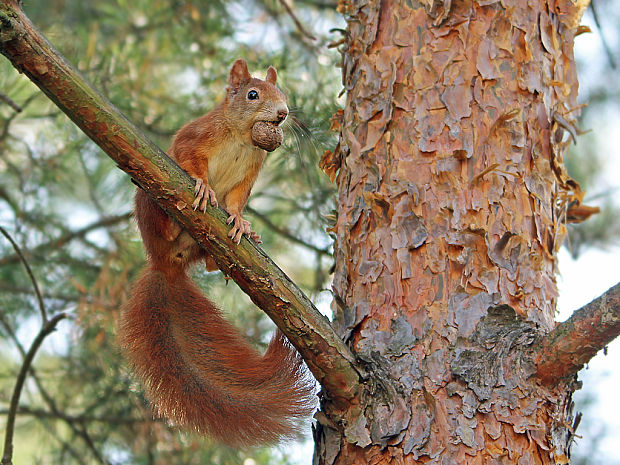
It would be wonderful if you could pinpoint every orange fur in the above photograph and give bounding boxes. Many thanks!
[120,60,315,447]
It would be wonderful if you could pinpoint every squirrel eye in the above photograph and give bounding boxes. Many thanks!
[247,90,259,100]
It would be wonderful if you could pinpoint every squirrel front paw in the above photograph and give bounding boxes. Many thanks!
[193,178,218,212]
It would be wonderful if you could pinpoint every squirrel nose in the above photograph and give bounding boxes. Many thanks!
[276,108,288,124]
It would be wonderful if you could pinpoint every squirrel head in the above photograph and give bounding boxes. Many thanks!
[224,59,288,144]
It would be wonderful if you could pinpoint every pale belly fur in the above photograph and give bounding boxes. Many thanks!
[207,139,264,204]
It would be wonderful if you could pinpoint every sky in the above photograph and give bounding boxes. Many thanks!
[558,247,620,463]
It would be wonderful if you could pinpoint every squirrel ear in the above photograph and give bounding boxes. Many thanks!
[229,59,251,93]
[265,66,277,85]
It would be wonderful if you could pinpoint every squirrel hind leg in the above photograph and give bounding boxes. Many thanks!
[168,231,205,266]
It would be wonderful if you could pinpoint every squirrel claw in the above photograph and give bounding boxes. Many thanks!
[193,178,218,212]
[249,230,262,244]
[226,213,252,244]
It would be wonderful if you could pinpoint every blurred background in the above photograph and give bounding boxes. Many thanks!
[0,1,618,464]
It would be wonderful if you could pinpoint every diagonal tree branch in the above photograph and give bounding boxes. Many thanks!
[535,281,620,385]
[0,0,362,403]
[0,226,47,322]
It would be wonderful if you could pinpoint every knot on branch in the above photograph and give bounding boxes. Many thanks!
[315,349,414,451]
[358,352,412,445]
[450,304,538,400]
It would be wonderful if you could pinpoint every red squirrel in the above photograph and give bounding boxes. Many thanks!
[119,59,316,447]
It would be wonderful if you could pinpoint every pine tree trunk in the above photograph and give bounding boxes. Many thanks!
[3,1,611,463]
[316,1,587,463]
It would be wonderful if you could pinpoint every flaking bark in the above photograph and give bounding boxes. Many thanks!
[315,0,596,463]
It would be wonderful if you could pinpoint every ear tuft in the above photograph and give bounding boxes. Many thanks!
[229,59,252,93]
[265,66,277,85]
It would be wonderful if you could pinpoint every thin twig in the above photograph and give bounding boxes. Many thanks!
[0,92,38,140]
[277,0,317,40]
[246,206,331,256]
[0,283,80,302]
[0,230,102,463]
[590,0,617,69]
[0,407,148,425]
[0,212,132,268]
[34,420,88,465]
[0,226,47,322]
[0,314,109,465]
[0,93,21,112]
[1,312,67,465]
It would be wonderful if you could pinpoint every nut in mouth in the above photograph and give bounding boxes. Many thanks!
[251,120,284,152]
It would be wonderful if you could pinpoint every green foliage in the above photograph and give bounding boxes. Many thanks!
[0,1,342,463]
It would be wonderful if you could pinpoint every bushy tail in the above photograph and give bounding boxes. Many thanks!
[119,265,316,447]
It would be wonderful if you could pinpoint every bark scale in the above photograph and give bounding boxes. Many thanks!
[316,0,588,463]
